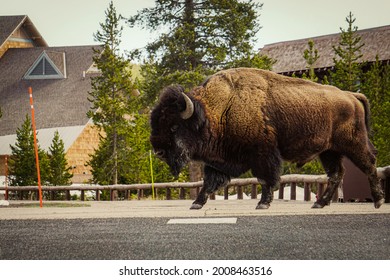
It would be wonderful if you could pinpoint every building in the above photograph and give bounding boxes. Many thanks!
[259,25,390,79]
[0,15,101,184]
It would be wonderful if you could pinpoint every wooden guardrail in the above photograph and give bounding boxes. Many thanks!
[1,167,389,203]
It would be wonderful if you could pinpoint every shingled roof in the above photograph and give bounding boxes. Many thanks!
[259,25,390,74]
[0,15,47,52]
[0,45,98,137]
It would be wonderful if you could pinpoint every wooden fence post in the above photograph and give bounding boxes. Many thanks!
[237,186,243,199]
[251,184,257,199]
[65,190,70,200]
[179,187,185,199]
[290,182,297,200]
[304,183,311,201]
[96,190,100,201]
[279,183,285,200]
[224,186,229,200]
[166,188,171,200]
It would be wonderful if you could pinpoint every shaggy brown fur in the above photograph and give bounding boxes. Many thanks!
[193,68,367,163]
[150,68,384,210]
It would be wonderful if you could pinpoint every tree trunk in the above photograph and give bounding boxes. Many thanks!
[184,0,197,70]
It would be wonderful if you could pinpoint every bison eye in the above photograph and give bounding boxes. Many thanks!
[171,125,179,133]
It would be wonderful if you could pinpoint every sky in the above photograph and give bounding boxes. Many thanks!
[1,0,389,53]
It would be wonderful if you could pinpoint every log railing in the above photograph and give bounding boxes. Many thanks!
[1,167,389,203]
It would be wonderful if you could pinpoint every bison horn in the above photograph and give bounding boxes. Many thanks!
[180,92,194,119]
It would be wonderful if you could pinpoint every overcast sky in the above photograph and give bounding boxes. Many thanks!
[1,0,389,52]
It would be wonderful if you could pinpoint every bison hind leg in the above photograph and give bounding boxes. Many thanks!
[346,148,384,209]
[312,151,344,209]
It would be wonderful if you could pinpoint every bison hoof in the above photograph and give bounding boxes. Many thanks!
[190,203,204,210]
[256,203,270,210]
[311,202,325,209]
[374,198,385,209]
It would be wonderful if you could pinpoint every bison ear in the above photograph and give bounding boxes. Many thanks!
[180,92,194,120]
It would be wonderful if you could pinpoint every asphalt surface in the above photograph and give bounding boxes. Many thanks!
[0,214,389,260]
[0,200,389,260]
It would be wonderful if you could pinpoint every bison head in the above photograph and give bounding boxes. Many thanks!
[150,85,205,177]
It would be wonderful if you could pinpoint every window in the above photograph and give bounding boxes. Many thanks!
[24,51,65,79]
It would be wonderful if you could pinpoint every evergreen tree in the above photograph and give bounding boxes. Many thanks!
[302,40,319,82]
[88,134,117,186]
[331,12,364,91]
[48,130,73,186]
[8,115,50,198]
[124,113,152,184]
[361,57,390,166]
[128,0,271,106]
[87,1,137,185]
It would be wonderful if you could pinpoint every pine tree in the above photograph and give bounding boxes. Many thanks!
[48,130,73,186]
[331,12,364,91]
[88,1,137,185]
[302,40,319,82]
[361,57,390,166]
[88,135,116,186]
[8,115,50,198]
[128,0,271,106]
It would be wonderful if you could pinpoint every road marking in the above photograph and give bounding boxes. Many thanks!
[167,217,237,224]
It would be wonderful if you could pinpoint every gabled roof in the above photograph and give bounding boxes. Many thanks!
[0,15,47,50]
[0,45,99,137]
[259,25,390,74]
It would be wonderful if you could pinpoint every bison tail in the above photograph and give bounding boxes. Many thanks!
[353,93,372,136]
[353,93,377,155]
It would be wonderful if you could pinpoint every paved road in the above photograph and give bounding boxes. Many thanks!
[0,200,389,260]
[1,199,390,219]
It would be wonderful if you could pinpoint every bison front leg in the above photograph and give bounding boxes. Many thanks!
[253,152,281,210]
[190,165,230,210]
[256,182,274,209]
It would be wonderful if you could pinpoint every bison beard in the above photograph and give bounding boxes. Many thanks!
[150,68,385,210]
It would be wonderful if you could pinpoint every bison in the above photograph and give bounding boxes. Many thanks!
[150,68,384,210]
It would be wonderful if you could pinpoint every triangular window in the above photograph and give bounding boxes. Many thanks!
[24,51,65,80]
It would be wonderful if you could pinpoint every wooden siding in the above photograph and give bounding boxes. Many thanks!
[65,123,101,183]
